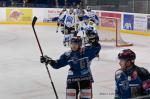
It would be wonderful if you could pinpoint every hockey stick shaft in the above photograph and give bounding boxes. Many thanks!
[45,64,59,99]
[32,16,43,56]
[32,16,59,99]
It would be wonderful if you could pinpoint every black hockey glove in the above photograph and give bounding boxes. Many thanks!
[40,55,56,66]
[88,33,99,46]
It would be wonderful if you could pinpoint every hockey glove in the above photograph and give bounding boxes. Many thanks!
[88,33,99,44]
[40,55,56,66]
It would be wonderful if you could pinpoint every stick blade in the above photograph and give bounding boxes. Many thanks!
[32,16,37,26]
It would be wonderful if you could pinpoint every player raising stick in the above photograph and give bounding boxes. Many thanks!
[40,34,101,99]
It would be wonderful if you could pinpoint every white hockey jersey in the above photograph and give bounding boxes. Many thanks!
[64,12,77,28]
[79,20,97,33]
[85,10,99,25]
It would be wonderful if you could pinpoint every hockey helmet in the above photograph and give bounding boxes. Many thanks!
[118,49,136,61]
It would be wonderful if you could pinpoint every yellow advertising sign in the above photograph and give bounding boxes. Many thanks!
[6,8,32,22]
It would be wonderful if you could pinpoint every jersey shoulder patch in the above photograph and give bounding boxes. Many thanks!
[115,69,123,80]
[64,51,72,57]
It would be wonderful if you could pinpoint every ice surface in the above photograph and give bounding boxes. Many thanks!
[0,25,149,99]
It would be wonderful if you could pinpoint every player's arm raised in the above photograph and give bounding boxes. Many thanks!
[84,32,101,61]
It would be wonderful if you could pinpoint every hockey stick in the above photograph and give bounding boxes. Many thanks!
[82,30,86,47]
[32,16,59,99]
[74,13,77,32]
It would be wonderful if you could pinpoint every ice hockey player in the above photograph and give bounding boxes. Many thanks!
[77,15,100,59]
[60,7,78,46]
[78,15,97,37]
[115,49,150,99]
[85,6,99,26]
[74,4,85,21]
[57,7,67,33]
[40,35,101,99]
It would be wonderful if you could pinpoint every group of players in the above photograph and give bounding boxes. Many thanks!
[57,6,99,47]
[40,6,150,99]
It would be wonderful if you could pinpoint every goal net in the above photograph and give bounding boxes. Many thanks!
[97,17,133,47]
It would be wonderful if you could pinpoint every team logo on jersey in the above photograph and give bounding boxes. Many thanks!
[66,16,73,24]
[122,80,129,90]
[80,57,89,69]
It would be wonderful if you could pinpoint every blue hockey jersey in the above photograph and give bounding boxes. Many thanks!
[115,65,150,99]
[51,43,101,82]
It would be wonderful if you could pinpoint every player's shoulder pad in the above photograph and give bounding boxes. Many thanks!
[115,69,123,80]
[59,51,71,60]
[63,11,67,14]
[137,66,150,75]
[136,66,150,80]
[65,11,70,15]
[64,50,72,57]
